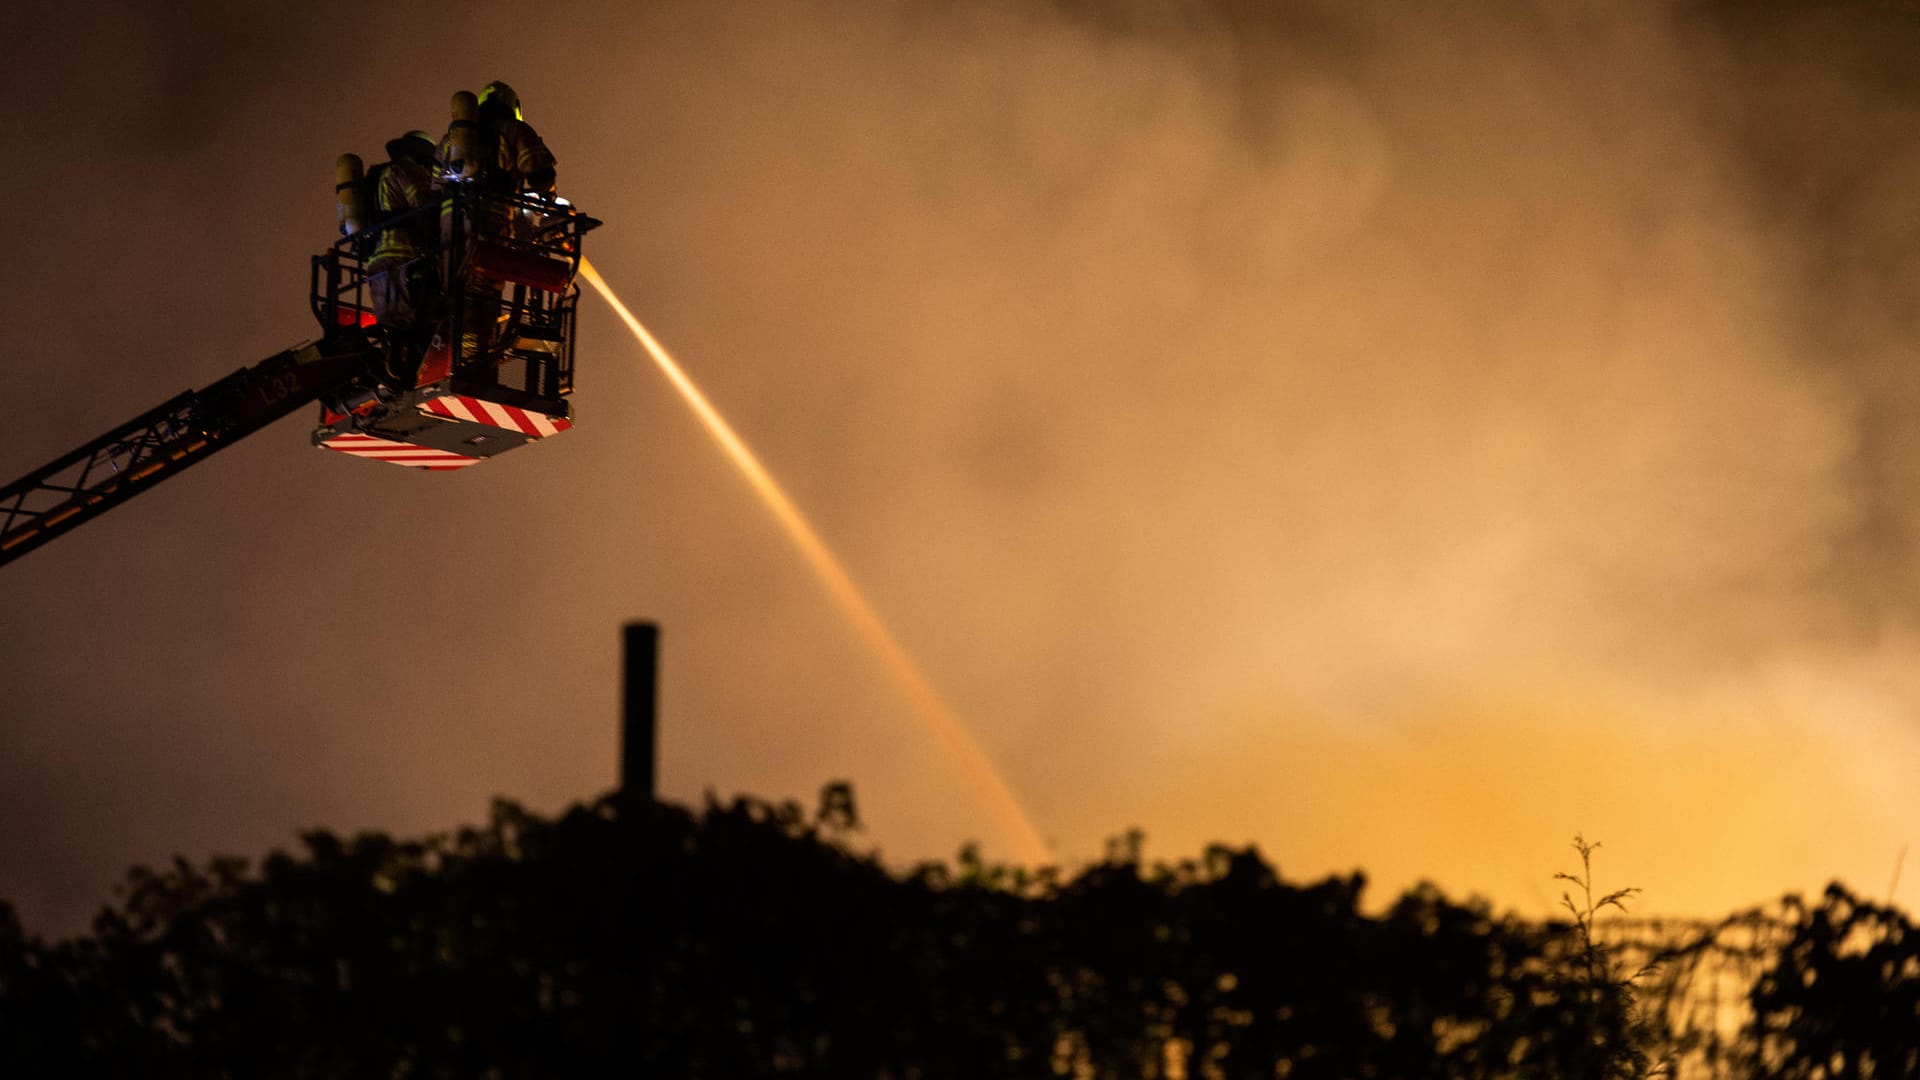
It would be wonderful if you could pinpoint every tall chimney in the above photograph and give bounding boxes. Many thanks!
[621,622,659,804]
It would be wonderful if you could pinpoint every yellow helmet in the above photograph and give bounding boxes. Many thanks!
[479,80,522,122]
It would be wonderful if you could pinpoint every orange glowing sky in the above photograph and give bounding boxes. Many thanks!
[5,0,1920,931]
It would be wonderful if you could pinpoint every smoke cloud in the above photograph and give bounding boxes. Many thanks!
[6,0,1920,930]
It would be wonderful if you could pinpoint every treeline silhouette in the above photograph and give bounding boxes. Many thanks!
[0,786,1913,1077]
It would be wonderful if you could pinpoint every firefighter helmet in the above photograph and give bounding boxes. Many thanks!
[479,80,523,122]
[385,130,437,167]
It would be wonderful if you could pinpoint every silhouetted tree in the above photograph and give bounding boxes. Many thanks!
[1749,884,1920,1078]
[0,788,1713,1076]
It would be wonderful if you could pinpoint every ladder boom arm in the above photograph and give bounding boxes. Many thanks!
[0,336,377,568]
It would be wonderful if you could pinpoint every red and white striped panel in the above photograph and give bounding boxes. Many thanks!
[419,395,573,439]
[319,433,482,471]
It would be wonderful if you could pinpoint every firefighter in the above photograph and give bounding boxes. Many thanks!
[484,80,556,195]
[438,82,559,366]
[438,81,556,195]
[478,80,556,195]
[365,131,442,347]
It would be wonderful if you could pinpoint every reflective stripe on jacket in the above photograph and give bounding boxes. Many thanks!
[369,158,438,270]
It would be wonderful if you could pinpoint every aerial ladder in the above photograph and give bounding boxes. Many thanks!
[0,185,600,569]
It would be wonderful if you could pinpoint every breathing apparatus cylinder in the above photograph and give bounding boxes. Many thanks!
[335,153,368,235]
[444,91,481,182]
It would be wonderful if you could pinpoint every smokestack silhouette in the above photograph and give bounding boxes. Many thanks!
[622,621,659,805]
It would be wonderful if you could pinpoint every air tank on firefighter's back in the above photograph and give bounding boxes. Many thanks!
[335,153,368,235]
[443,91,480,182]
